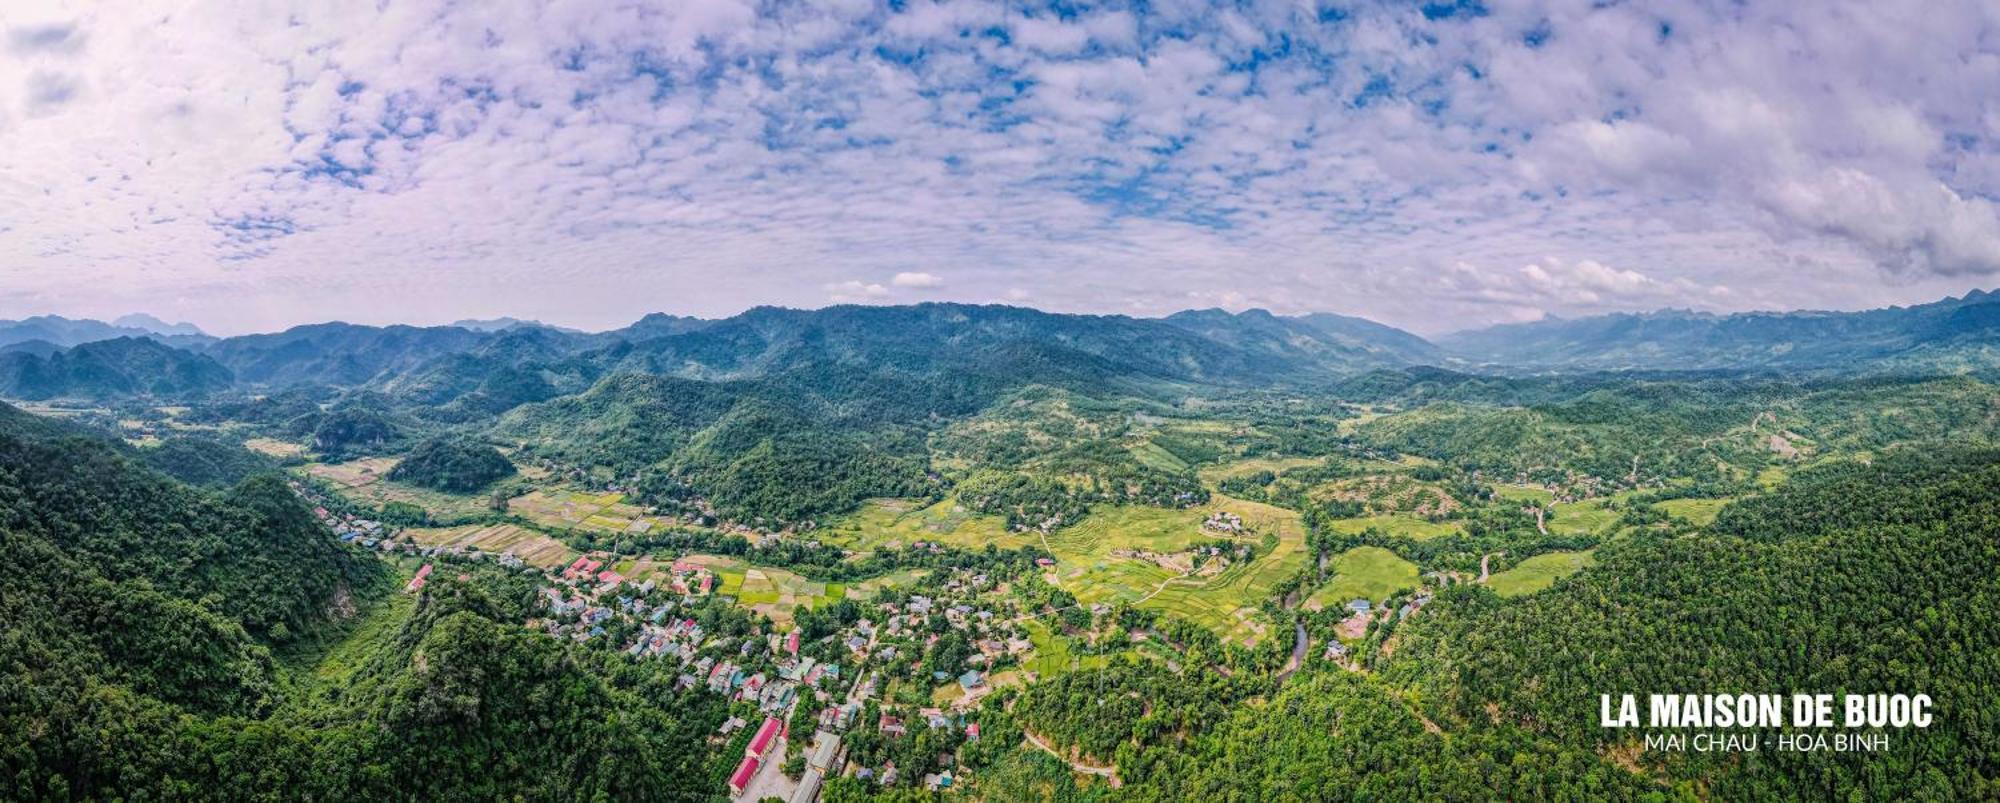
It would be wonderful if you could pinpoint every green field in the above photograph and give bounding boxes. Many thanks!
[1491,484,1554,504]
[1196,456,1324,484]
[1019,619,1118,678]
[1546,498,1621,535]
[1321,514,1462,541]
[1658,497,1731,526]
[1487,550,1596,597]
[1307,546,1419,609]
[821,497,1034,552]
[1047,497,1307,644]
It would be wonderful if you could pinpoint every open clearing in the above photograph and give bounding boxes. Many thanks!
[1321,514,1461,541]
[821,497,1033,552]
[1306,546,1420,608]
[1488,550,1596,597]
[508,489,660,534]
[674,554,881,626]
[1049,496,1306,644]
[304,458,500,520]
[1197,456,1324,485]
[404,523,577,569]
[243,437,306,458]
[1658,498,1730,526]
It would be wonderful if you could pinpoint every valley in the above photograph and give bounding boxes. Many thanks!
[3,301,1998,802]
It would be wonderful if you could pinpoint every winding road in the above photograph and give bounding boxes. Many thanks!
[1024,729,1120,787]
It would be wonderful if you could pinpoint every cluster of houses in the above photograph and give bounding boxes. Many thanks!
[314,505,389,548]
[1202,510,1246,533]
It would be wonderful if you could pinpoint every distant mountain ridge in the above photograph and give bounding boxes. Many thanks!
[9,294,2000,403]
[1438,290,2000,372]
[0,314,213,350]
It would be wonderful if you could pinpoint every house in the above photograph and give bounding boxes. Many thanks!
[879,714,906,736]
[562,556,604,580]
[921,708,950,729]
[1347,599,1372,615]
[785,630,801,656]
[845,635,868,654]
[728,756,759,796]
[958,670,985,692]
[1035,558,1056,567]
[746,716,783,759]
[965,722,980,741]
[597,569,624,586]
[405,563,433,593]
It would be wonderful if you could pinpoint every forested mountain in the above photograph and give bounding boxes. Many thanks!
[1440,289,2000,372]
[0,336,234,400]
[0,402,728,800]
[200,322,507,387]
[1383,448,2000,800]
[1163,307,1442,368]
[388,437,516,492]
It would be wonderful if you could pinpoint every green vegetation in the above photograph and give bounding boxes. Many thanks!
[1485,550,1595,597]
[1309,546,1421,607]
[386,437,516,492]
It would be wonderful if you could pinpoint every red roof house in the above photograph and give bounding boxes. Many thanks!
[405,563,433,593]
[746,716,783,759]
[728,756,759,795]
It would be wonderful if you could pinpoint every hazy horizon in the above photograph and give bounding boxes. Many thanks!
[7,285,1996,341]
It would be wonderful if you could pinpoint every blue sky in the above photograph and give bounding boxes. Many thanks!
[2,0,1998,335]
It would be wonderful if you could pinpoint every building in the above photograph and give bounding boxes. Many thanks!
[728,756,759,796]
[958,670,986,692]
[405,563,433,593]
[746,717,783,760]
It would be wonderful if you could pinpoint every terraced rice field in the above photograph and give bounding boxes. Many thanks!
[403,523,577,568]
[1049,496,1307,644]
[821,497,1032,552]
[1321,514,1462,541]
[1306,546,1420,609]
[679,554,875,626]
[1196,456,1324,484]
[304,459,498,520]
[1487,550,1596,597]
[509,489,660,534]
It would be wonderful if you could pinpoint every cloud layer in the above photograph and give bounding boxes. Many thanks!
[1,0,1996,334]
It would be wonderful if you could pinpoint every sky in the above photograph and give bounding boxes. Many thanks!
[2,0,1998,336]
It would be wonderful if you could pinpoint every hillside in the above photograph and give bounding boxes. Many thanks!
[1440,290,2000,372]
[0,336,234,400]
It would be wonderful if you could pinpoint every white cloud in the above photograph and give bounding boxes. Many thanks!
[0,0,1994,334]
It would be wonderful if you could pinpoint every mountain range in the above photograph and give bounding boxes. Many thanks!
[3,291,1997,402]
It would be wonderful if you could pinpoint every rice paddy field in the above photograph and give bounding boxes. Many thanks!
[403,523,577,568]
[1545,498,1622,536]
[243,437,306,458]
[1658,497,1731,526]
[674,554,873,626]
[1487,550,1596,597]
[1046,496,1307,644]
[1321,514,1462,541]
[1306,546,1420,609]
[508,489,661,534]
[1196,456,1324,484]
[303,458,498,521]
[820,497,1034,552]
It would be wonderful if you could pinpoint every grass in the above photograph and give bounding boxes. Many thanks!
[1020,620,1128,679]
[1488,550,1596,597]
[819,497,1033,552]
[1657,498,1731,526]
[1321,514,1461,541]
[1307,546,1419,609]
